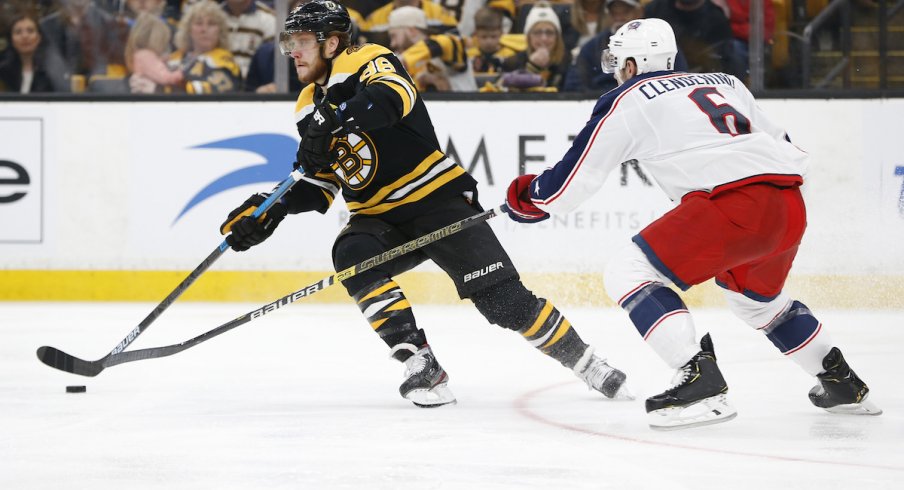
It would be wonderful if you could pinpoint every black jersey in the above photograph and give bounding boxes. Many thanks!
[285,43,477,223]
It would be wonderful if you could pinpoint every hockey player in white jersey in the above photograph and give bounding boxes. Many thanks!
[502,18,882,430]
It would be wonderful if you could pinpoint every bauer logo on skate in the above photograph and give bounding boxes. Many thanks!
[464,262,504,283]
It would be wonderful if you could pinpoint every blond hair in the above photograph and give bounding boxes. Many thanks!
[174,0,230,54]
[125,13,172,71]
[527,20,565,66]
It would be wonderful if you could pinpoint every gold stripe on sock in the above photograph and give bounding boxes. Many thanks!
[384,299,412,312]
[541,319,572,349]
[522,301,554,338]
[358,281,399,303]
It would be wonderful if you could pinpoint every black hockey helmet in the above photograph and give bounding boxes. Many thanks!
[281,0,351,49]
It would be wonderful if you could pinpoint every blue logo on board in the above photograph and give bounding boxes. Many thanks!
[173,133,298,225]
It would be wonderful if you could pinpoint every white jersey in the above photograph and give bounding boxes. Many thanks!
[530,71,809,213]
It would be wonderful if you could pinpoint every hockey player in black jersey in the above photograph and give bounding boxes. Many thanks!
[219,0,631,407]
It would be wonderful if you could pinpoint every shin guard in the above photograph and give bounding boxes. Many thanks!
[518,299,589,369]
[763,300,832,376]
[353,278,425,361]
[620,283,699,369]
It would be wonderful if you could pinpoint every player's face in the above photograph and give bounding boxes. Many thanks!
[288,32,328,84]
[615,58,637,86]
[190,15,220,54]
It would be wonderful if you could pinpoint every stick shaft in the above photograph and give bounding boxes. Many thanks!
[101,205,504,368]
[35,171,305,376]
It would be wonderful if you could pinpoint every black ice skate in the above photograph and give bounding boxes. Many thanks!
[645,333,737,430]
[808,347,882,415]
[573,348,634,400]
[389,343,456,408]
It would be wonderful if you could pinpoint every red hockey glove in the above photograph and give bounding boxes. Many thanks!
[503,174,549,223]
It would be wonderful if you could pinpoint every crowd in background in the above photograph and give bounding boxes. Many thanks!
[0,0,780,94]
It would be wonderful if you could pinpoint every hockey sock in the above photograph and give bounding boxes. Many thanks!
[353,278,426,361]
[518,299,589,369]
[763,300,832,376]
[620,282,699,369]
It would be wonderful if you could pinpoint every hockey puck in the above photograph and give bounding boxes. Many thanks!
[66,385,86,393]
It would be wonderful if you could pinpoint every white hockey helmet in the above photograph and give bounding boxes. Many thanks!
[601,18,678,75]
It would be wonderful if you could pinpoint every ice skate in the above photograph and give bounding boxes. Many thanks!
[389,343,456,408]
[573,348,634,400]
[646,333,737,430]
[809,347,882,415]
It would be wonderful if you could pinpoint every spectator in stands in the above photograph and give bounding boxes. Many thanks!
[389,5,476,91]
[125,12,182,90]
[0,12,68,93]
[570,0,606,53]
[643,0,739,75]
[501,1,569,91]
[467,6,520,78]
[130,0,240,93]
[442,0,516,38]
[244,0,329,93]
[364,0,458,33]
[124,0,179,27]
[221,0,275,80]
[40,0,125,82]
[725,0,774,79]
[562,0,641,93]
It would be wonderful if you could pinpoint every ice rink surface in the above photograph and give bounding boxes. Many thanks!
[1,302,901,489]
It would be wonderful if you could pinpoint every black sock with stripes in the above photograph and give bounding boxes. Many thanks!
[353,278,426,361]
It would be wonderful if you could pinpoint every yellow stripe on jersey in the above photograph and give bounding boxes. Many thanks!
[355,164,465,215]
[522,301,554,338]
[345,150,456,213]
[332,44,394,81]
[428,34,467,69]
[294,84,316,120]
[372,73,415,117]
[347,150,445,210]
[541,318,572,349]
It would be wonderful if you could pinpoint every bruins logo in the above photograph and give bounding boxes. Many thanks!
[332,132,377,190]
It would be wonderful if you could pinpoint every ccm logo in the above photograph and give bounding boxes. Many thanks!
[0,160,30,204]
[464,262,504,283]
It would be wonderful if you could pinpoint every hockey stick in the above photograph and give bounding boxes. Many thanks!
[36,170,307,377]
[48,205,505,376]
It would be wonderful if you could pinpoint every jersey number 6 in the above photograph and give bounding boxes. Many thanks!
[688,87,751,137]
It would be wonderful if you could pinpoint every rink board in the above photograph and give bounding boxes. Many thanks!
[1,99,902,306]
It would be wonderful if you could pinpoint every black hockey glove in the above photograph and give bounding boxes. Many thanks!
[296,100,345,175]
[219,193,288,252]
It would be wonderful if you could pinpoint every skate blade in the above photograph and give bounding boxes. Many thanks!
[822,395,883,416]
[648,394,738,431]
[609,384,636,401]
[405,383,457,408]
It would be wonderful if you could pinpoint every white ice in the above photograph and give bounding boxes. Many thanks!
[1,302,901,489]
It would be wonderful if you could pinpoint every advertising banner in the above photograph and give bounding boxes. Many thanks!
[0,118,43,243]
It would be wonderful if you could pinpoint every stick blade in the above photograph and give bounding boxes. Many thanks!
[36,346,104,377]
